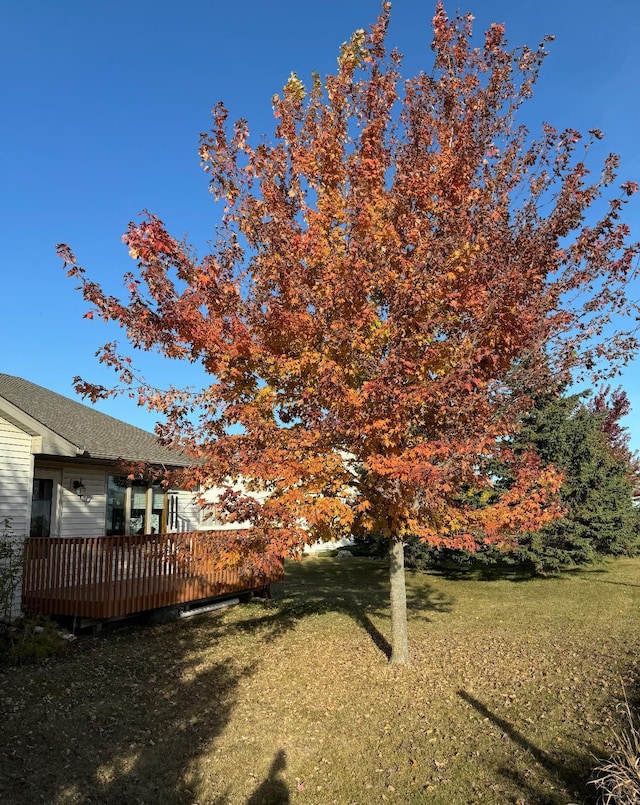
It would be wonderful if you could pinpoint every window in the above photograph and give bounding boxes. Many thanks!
[130,482,147,535]
[105,476,127,536]
[30,478,53,537]
[151,487,165,533]
[105,476,167,535]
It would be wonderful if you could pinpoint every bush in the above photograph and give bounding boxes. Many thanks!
[0,615,66,665]
[0,517,23,620]
[0,519,67,664]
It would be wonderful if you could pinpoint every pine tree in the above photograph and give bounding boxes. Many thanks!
[401,390,640,573]
[514,391,640,570]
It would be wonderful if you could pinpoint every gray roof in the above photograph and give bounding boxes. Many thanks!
[0,374,191,466]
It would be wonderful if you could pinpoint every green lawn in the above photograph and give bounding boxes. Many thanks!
[1,556,639,804]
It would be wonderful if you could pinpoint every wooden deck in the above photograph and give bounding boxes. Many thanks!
[22,531,283,620]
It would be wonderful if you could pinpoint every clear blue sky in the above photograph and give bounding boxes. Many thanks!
[1,0,639,449]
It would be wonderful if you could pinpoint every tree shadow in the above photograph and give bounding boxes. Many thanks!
[428,561,546,583]
[353,608,393,659]
[276,557,452,660]
[0,620,262,805]
[588,578,640,589]
[171,557,452,662]
[458,689,600,804]
[427,558,636,585]
[177,556,453,663]
[0,556,451,804]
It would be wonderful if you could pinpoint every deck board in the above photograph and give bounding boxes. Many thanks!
[22,531,283,619]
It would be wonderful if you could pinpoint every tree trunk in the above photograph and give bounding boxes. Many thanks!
[389,539,409,664]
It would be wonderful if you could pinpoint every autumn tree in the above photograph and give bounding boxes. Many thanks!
[401,387,640,573]
[588,386,640,479]
[59,3,640,664]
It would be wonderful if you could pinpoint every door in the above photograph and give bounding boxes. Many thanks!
[29,470,61,537]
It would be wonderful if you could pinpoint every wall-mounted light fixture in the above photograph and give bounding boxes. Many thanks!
[73,480,86,499]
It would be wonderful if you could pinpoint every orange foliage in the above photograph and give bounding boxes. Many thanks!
[58,3,639,561]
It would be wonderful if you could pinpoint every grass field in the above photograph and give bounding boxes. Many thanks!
[1,555,639,805]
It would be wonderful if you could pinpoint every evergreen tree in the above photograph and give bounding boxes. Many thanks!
[399,389,640,573]
[513,390,640,570]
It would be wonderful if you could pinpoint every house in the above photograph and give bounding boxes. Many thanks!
[0,374,282,622]
[0,373,201,541]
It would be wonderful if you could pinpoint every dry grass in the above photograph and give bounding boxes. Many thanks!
[591,687,640,804]
[1,555,639,805]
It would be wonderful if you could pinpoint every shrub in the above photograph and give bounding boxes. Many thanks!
[0,519,66,665]
[0,517,23,620]
[0,615,66,665]
[591,689,640,805]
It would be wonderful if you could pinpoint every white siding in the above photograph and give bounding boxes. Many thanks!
[0,415,33,536]
[169,488,203,532]
[58,467,107,537]
[303,536,355,554]
[168,487,254,532]
[0,416,33,618]
[53,471,245,537]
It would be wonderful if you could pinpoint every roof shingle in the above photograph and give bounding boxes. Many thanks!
[0,374,191,466]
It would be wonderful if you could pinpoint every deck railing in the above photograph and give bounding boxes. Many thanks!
[22,531,283,620]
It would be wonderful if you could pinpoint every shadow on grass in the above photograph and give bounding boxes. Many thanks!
[458,689,599,804]
[589,669,640,804]
[210,748,290,805]
[0,621,257,805]
[589,578,640,589]
[174,556,452,662]
[427,561,549,583]
[425,559,627,584]
[0,557,447,804]
[279,557,452,660]
[245,749,290,804]
[178,557,452,662]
